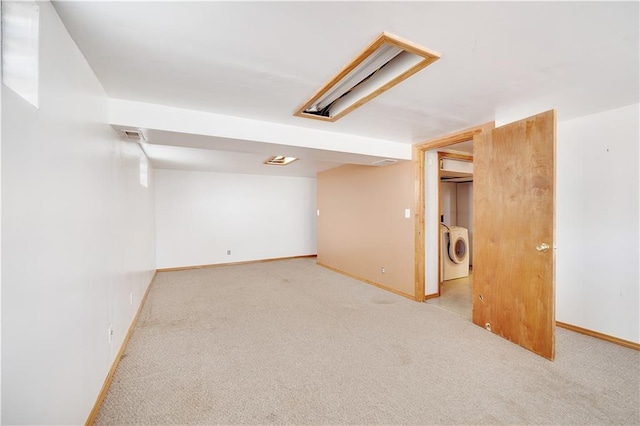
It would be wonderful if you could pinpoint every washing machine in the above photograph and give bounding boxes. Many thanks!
[440,226,470,281]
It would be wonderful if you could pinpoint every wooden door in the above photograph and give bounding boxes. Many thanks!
[472,110,556,360]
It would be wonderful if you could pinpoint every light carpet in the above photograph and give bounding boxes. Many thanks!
[96,258,640,425]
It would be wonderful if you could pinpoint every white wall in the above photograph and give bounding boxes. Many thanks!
[155,169,317,269]
[556,103,639,343]
[425,151,439,295]
[0,32,4,424]
[440,182,457,226]
[2,2,156,424]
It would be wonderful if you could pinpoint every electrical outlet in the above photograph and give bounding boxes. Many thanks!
[129,292,133,305]
[108,325,113,344]
[381,267,386,274]
[227,250,231,255]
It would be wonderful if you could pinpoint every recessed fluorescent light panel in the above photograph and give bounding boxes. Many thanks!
[264,156,298,166]
[295,32,440,122]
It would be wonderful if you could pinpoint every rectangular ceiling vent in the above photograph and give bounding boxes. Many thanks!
[264,156,298,166]
[371,159,398,167]
[120,129,146,142]
[295,32,440,122]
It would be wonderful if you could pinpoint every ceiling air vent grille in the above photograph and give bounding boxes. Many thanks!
[120,129,146,141]
[372,159,398,167]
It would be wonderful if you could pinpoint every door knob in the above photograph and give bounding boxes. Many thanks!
[536,243,550,252]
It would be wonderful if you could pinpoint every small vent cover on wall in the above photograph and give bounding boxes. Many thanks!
[120,129,146,142]
[372,159,398,166]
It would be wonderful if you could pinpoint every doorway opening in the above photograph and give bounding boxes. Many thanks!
[412,121,492,305]
[426,146,474,320]
[413,111,556,360]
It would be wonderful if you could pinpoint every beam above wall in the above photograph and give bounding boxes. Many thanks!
[109,99,412,160]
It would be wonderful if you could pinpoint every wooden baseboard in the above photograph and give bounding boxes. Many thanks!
[317,262,415,301]
[85,270,158,425]
[424,292,440,301]
[157,254,318,272]
[556,321,639,351]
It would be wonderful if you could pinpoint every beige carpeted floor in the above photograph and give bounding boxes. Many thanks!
[96,258,640,425]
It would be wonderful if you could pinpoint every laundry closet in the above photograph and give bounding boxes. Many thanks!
[440,180,473,266]
[439,155,473,282]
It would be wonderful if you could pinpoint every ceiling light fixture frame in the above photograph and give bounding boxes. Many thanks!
[263,155,299,166]
[294,32,441,122]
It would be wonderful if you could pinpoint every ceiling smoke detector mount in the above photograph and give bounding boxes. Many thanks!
[295,32,440,122]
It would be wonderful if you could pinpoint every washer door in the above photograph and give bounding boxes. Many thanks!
[448,236,467,264]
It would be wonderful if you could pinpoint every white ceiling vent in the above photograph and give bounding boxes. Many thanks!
[371,159,398,166]
[120,129,146,142]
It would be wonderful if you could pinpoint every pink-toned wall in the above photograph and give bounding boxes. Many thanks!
[317,162,416,298]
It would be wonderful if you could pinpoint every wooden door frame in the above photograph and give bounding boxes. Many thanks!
[413,122,495,301]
